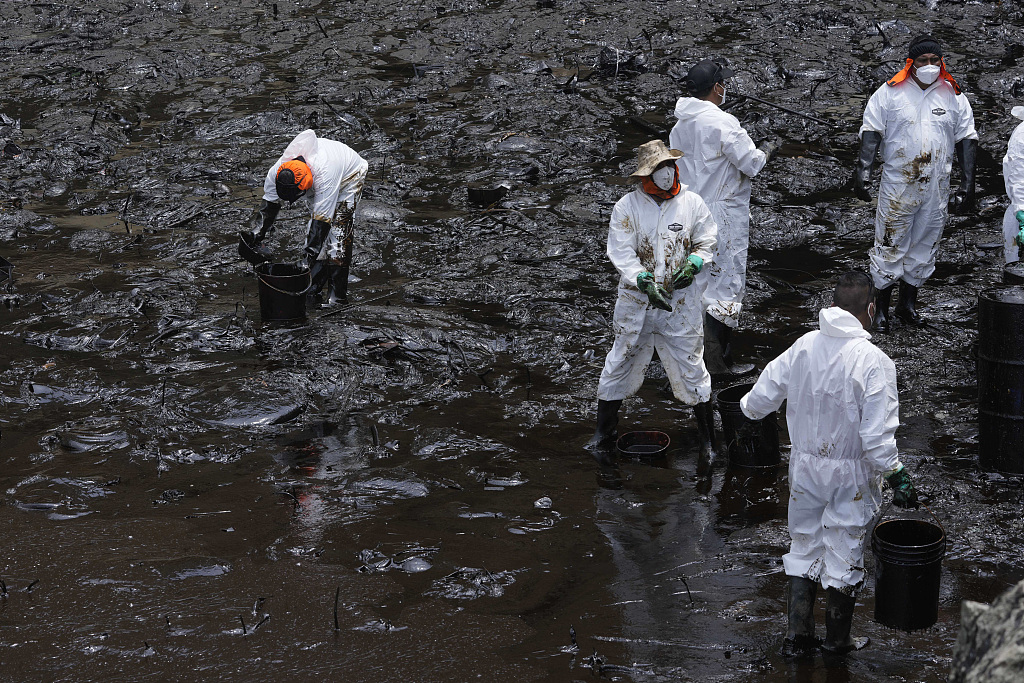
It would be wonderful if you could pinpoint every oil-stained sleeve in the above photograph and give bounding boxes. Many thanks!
[857,352,902,473]
[688,195,718,266]
[722,125,767,178]
[606,198,646,285]
[740,345,794,420]
[953,92,978,143]
[1006,123,1024,214]
[859,85,888,137]
[310,167,343,223]
[262,160,283,203]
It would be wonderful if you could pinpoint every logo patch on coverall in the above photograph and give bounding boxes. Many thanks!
[667,223,685,232]
[931,108,947,116]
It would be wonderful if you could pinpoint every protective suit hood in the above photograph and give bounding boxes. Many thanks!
[1013,106,1024,121]
[818,307,871,340]
[673,96,725,123]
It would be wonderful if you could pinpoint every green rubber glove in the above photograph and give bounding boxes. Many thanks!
[636,272,672,311]
[672,254,704,290]
[1015,210,1024,248]
[885,465,919,509]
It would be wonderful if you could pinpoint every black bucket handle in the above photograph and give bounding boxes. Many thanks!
[874,497,946,540]
[256,268,312,297]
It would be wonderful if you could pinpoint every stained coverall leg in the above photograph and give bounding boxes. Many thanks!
[652,328,711,406]
[1004,207,1021,264]
[868,181,921,290]
[784,452,883,594]
[597,292,657,402]
[703,202,747,329]
[900,183,949,287]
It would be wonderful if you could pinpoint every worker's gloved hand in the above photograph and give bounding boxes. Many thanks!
[251,199,281,247]
[884,465,919,509]
[853,131,882,202]
[672,254,704,290]
[950,188,976,215]
[1014,210,1024,248]
[636,272,673,311]
[758,138,781,163]
[952,137,978,215]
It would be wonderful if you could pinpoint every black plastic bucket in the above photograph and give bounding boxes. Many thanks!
[0,255,12,285]
[871,518,945,631]
[977,286,1024,473]
[715,383,780,468]
[616,431,670,457]
[1004,262,1024,285]
[255,262,309,322]
[238,231,271,266]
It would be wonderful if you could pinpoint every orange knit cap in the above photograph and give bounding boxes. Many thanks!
[276,157,312,201]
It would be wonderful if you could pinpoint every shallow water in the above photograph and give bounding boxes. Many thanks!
[1,0,1023,681]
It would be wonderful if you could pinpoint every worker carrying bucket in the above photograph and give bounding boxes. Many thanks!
[241,129,368,307]
[586,139,721,475]
[739,271,920,657]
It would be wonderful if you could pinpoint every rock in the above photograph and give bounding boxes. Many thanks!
[949,579,1024,682]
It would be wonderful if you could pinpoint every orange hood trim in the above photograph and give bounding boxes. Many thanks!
[886,58,961,95]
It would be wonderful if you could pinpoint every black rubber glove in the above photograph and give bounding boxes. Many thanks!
[952,138,978,215]
[301,219,332,266]
[852,131,882,202]
[252,199,281,246]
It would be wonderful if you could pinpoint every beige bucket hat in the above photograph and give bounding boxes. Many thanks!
[630,139,683,177]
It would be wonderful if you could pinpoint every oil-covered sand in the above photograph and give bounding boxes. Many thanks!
[1,1,1023,680]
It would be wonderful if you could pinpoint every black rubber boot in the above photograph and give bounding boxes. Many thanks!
[585,399,621,451]
[693,400,719,476]
[703,313,731,376]
[718,318,755,376]
[893,281,922,326]
[822,588,869,654]
[782,577,821,657]
[872,284,894,334]
[305,260,329,307]
[327,264,348,305]
[704,313,753,377]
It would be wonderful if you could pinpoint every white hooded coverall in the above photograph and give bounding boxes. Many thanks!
[670,98,767,328]
[1003,107,1024,264]
[263,130,368,261]
[860,77,977,289]
[740,307,902,593]
[597,186,717,406]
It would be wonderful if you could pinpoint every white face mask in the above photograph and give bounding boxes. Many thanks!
[915,64,941,85]
[716,82,727,105]
[652,165,675,191]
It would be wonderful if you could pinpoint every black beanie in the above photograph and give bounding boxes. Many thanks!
[908,35,943,60]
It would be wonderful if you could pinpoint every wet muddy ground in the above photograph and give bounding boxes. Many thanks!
[2,1,1024,681]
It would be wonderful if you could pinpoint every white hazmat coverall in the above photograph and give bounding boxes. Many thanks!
[1003,107,1024,264]
[263,130,368,261]
[740,307,902,593]
[670,97,767,328]
[597,186,717,406]
[860,78,977,289]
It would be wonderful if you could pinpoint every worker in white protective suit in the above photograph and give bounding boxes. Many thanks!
[1003,106,1024,264]
[245,130,368,306]
[740,271,919,657]
[588,140,720,471]
[853,35,978,333]
[670,59,777,376]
